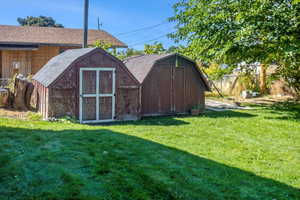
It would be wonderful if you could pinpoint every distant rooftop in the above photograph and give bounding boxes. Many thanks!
[0,25,127,48]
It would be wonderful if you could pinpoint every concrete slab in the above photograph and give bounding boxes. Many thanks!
[205,99,251,111]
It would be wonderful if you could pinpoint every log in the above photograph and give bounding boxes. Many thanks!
[25,82,34,110]
[13,74,34,111]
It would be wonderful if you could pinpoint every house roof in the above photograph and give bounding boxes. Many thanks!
[0,25,126,47]
[33,48,96,87]
[124,53,211,91]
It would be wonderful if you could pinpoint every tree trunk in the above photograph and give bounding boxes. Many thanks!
[13,75,34,111]
[260,64,267,95]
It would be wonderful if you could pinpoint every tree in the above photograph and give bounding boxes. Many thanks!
[17,16,64,28]
[205,63,234,81]
[166,46,179,53]
[94,40,143,60]
[170,0,300,95]
[118,48,144,60]
[144,42,166,54]
[94,40,113,51]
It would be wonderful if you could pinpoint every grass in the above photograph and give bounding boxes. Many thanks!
[0,102,299,200]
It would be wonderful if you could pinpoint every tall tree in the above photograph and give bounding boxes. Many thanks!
[17,16,64,28]
[170,0,300,95]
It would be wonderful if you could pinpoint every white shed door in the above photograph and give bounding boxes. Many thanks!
[79,68,115,123]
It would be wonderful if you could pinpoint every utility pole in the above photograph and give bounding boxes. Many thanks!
[97,17,100,30]
[83,0,89,48]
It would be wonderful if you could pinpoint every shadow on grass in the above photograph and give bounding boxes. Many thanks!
[201,110,257,118]
[104,116,190,126]
[0,126,299,200]
[246,101,300,121]
[112,110,257,126]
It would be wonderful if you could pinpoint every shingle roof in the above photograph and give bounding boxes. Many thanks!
[33,48,96,87]
[124,53,210,91]
[0,25,126,47]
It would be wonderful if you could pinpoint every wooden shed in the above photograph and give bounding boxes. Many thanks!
[32,48,141,123]
[124,54,210,116]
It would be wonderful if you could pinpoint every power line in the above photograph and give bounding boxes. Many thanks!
[118,24,175,39]
[128,31,176,47]
[116,20,169,36]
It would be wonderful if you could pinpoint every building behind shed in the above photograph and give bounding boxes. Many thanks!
[32,48,141,123]
[124,54,210,116]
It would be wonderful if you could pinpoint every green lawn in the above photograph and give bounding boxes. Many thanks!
[0,102,299,200]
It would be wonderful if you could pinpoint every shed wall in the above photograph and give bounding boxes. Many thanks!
[32,80,49,119]
[141,56,206,116]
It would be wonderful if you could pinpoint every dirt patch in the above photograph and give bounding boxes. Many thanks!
[207,95,298,107]
[238,96,297,105]
[0,108,33,120]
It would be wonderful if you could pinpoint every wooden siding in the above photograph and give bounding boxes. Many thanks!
[31,46,60,74]
[1,50,32,78]
[0,46,79,79]
[141,56,206,116]
[32,80,49,119]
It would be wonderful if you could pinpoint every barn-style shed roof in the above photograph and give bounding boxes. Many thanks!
[124,54,171,83]
[33,48,96,87]
[124,53,210,91]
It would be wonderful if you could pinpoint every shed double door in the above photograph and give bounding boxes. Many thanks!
[79,68,115,123]
[142,66,186,115]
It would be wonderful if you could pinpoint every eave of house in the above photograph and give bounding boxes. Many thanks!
[0,42,127,49]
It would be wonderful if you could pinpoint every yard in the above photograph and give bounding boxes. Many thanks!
[0,101,299,200]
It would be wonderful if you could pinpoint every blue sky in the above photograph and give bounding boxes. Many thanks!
[1,0,178,50]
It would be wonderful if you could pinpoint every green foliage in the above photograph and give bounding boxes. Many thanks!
[273,64,300,96]
[7,74,18,93]
[204,63,233,80]
[93,40,186,61]
[170,0,300,95]
[17,16,64,27]
[94,40,113,51]
[144,42,166,54]
[57,116,79,124]
[26,112,42,121]
[117,48,144,60]
[237,72,259,92]
[94,41,144,60]
[166,45,179,53]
